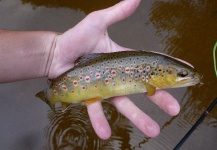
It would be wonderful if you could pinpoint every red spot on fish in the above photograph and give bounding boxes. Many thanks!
[139,67,143,72]
[90,71,93,75]
[129,79,132,83]
[67,75,71,79]
[73,81,78,86]
[82,86,86,90]
[95,85,98,88]
[79,69,83,74]
[85,76,90,82]
[95,73,101,78]
[63,77,67,81]
[134,74,139,80]
[119,65,122,69]
[112,82,116,86]
[53,90,57,95]
[54,83,58,87]
[105,67,109,72]
[71,90,74,93]
[62,85,67,91]
[80,76,83,80]
[125,67,130,73]
[105,78,109,84]
[146,66,150,72]
[111,70,117,76]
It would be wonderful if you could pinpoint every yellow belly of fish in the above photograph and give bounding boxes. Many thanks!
[56,80,147,105]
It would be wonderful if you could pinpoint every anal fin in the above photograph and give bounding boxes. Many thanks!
[61,102,71,112]
[82,97,102,106]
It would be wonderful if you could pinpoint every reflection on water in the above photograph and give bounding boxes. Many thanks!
[45,100,135,150]
[148,0,217,123]
[146,0,217,148]
[22,0,121,14]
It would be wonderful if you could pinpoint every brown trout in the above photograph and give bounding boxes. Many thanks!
[36,51,201,111]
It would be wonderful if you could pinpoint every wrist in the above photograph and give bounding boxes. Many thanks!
[0,30,58,82]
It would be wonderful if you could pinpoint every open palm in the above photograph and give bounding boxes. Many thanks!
[48,0,180,139]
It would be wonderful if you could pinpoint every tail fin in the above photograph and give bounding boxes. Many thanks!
[35,90,56,111]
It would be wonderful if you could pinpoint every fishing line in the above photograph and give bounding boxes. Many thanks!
[174,98,217,150]
[213,41,217,77]
[174,41,217,149]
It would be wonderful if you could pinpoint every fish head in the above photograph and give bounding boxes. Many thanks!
[147,57,202,89]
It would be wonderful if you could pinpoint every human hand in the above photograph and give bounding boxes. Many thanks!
[48,0,180,139]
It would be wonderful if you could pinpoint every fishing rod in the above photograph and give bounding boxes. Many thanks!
[174,98,217,150]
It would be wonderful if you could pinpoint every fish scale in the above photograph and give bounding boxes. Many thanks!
[36,51,202,111]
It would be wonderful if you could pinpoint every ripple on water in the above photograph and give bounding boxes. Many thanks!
[45,104,101,150]
[45,100,134,150]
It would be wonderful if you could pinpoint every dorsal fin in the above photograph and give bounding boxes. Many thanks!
[47,79,54,86]
[74,53,104,66]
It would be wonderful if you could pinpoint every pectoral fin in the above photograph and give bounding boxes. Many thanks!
[145,82,156,96]
[61,102,71,112]
[35,90,56,111]
[82,97,102,106]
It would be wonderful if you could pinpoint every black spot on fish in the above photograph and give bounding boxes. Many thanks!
[151,72,155,76]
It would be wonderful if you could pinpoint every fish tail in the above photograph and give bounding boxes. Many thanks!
[35,89,55,111]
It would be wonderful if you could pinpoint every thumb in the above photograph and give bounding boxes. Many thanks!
[90,0,141,28]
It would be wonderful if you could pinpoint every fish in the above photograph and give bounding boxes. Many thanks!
[36,51,202,111]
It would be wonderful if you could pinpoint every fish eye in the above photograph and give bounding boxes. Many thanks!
[177,70,188,77]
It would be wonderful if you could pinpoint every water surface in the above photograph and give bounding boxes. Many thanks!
[0,0,217,149]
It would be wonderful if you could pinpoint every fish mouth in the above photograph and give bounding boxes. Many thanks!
[174,72,202,88]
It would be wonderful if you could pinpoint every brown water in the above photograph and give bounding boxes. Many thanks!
[0,0,217,149]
